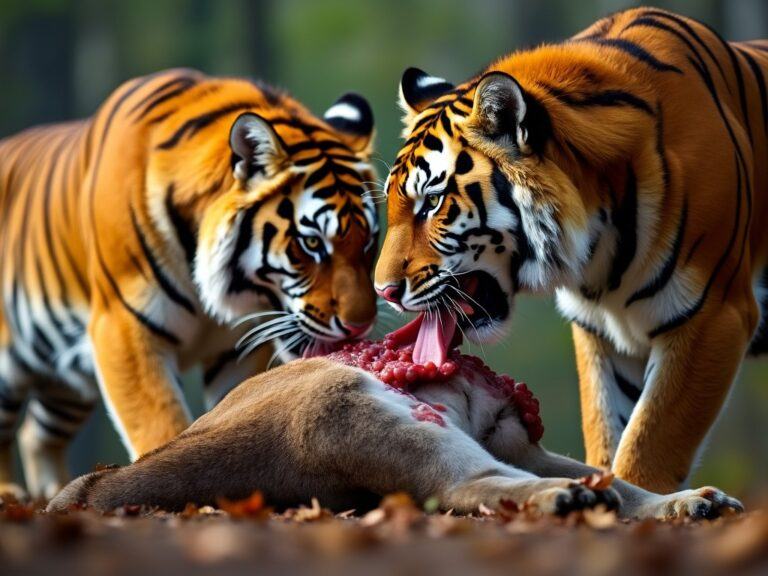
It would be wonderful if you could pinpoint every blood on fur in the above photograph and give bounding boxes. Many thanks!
[326,339,544,442]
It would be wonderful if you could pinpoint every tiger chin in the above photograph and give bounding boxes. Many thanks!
[0,69,379,499]
[47,357,742,521]
[374,7,768,494]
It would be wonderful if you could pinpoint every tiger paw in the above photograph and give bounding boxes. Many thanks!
[527,481,620,516]
[655,487,744,520]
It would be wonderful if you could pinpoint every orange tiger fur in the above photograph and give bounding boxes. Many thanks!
[0,69,378,498]
[376,8,768,492]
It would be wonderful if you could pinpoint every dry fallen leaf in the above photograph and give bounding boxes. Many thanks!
[478,503,496,517]
[582,506,618,530]
[580,471,615,491]
[216,491,271,519]
[284,498,333,522]
[1,502,36,523]
[359,492,424,538]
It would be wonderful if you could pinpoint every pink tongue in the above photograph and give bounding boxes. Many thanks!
[413,310,457,366]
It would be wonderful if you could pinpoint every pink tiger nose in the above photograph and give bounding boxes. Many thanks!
[376,282,405,305]
[341,321,373,338]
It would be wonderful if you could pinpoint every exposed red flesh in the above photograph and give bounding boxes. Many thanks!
[325,338,544,442]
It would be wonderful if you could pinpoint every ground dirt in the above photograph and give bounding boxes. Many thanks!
[1,492,767,576]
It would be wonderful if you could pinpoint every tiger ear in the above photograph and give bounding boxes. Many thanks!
[323,92,375,157]
[229,112,288,183]
[470,72,548,155]
[399,67,455,123]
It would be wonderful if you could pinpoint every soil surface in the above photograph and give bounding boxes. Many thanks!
[2,493,766,576]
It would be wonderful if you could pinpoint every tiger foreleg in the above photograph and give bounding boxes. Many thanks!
[89,306,192,460]
[571,324,627,468]
[612,303,755,493]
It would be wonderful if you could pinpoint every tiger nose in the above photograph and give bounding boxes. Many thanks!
[340,320,374,338]
[376,281,405,305]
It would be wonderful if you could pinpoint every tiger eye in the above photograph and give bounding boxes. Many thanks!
[427,194,440,208]
[305,236,320,249]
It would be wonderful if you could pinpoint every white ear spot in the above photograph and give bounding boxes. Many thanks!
[324,102,362,123]
[417,75,449,89]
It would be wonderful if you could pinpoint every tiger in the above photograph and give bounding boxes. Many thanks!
[0,68,379,499]
[374,7,768,494]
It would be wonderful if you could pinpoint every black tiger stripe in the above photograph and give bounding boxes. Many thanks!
[164,184,198,269]
[576,37,683,73]
[736,46,768,143]
[491,164,534,265]
[203,349,239,386]
[293,154,325,167]
[50,395,94,413]
[303,162,333,188]
[285,139,349,155]
[633,13,752,326]
[157,101,259,150]
[59,130,79,228]
[697,20,753,146]
[649,153,742,339]
[654,103,671,191]
[538,83,654,115]
[685,234,706,265]
[671,40,752,305]
[628,12,732,93]
[423,134,443,151]
[625,197,687,307]
[301,308,330,330]
[440,112,454,137]
[411,110,440,133]
[34,256,73,347]
[59,239,89,298]
[228,203,262,292]
[31,409,72,439]
[133,76,197,122]
[569,316,610,342]
[269,117,324,134]
[618,414,628,428]
[8,347,34,374]
[130,206,196,315]
[37,397,87,424]
[684,47,752,305]
[13,139,51,333]
[128,76,186,115]
[88,74,183,345]
[32,324,55,359]
[607,167,637,291]
[130,76,190,117]
[0,385,22,413]
[613,366,641,403]
[41,133,83,336]
[38,134,77,309]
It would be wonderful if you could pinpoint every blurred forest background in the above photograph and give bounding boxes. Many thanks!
[0,0,766,499]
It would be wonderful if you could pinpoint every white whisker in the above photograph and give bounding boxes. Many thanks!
[236,315,297,349]
[231,310,290,328]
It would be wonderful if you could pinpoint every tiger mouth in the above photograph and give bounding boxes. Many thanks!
[441,270,510,334]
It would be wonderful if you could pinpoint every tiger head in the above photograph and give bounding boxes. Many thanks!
[375,67,604,361]
[167,88,379,359]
